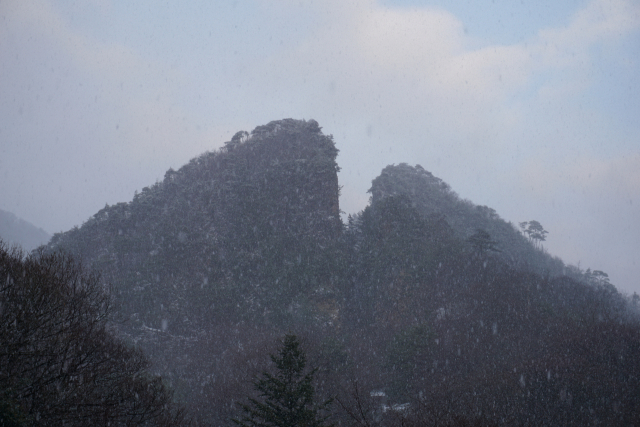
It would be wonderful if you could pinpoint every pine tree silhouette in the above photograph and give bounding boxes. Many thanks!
[233,334,333,427]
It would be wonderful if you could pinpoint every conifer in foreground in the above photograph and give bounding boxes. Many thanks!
[233,334,333,427]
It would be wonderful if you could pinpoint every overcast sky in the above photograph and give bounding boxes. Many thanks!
[1,0,639,294]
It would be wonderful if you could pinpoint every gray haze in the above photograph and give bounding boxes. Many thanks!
[0,209,50,252]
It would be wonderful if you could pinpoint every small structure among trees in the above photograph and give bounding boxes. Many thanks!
[233,334,333,427]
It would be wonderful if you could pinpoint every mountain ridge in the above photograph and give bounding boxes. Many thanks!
[42,118,639,425]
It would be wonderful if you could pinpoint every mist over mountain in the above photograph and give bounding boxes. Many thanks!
[0,209,50,252]
[42,119,640,426]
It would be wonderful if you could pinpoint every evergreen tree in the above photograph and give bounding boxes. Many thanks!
[233,334,333,427]
[467,228,500,254]
[519,220,548,248]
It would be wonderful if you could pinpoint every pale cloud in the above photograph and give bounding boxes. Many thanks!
[2,0,215,155]
[536,0,640,71]
[348,4,532,106]
[3,0,140,79]
[354,6,464,70]
[548,0,640,44]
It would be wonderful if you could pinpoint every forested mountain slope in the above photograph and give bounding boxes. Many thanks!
[44,119,640,426]
[48,118,342,333]
[368,164,568,278]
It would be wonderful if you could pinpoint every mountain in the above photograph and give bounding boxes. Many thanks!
[45,119,640,426]
[368,163,570,277]
[48,118,342,332]
[0,209,50,251]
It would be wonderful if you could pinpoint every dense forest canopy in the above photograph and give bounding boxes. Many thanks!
[4,119,638,426]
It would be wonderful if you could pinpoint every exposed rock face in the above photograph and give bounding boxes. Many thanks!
[47,119,342,331]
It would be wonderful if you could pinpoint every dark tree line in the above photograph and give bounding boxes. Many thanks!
[0,240,188,427]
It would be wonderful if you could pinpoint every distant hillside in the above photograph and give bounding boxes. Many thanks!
[368,163,570,278]
[0,208,50,251]
[46,119,640,426]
